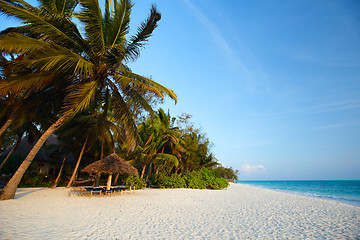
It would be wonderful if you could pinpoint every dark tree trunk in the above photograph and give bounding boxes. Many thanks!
[0,110,17,138]
[66,136,88,188]
[113,173,120,185]
[0,133,23,171]
[0,113,70,200]
[49,153,68,188]
[94,174,100,187]
[140,164,146,179]
[145,163,152,182]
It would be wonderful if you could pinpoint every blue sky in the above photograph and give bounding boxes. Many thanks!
[128,0,360,180]
[1,0,359,180]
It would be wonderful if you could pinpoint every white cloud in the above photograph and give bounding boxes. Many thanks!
[241,164,266,173]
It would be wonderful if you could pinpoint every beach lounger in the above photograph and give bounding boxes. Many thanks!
[84,187,105,196]
[110,186,135,195]
[69,187,89,197]
[110,186,127,195]
[69,186,134,197]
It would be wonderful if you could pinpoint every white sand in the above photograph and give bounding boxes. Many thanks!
[0,183,359,239]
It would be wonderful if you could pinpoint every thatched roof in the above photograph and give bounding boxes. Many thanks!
[81,153,138,175]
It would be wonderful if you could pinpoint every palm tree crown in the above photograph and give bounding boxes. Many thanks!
[0,0,177,200]
[0,0,177,149]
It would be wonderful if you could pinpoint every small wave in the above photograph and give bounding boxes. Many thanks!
[237,181,360,207]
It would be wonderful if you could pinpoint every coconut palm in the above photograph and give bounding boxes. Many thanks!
[56,107,123,187]
[0,0,176,200]
[134,109,183,178]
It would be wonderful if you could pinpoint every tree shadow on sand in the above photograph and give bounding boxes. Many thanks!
[14,188,46,199]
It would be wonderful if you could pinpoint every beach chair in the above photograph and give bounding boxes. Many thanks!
[110,186,135,195]
[83,187,104,197]
[69,187,88,197]
[111,186,124,195]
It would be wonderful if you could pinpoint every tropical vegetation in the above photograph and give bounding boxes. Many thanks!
[0,0,238,199]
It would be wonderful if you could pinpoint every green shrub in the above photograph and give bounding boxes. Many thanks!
[182,171,206,189]
[126,175,146,189]
[215,177,229,189]
[147,174,158,185]
[161,174,187,188]
[200,168,229,189]
[183,169,229,190]
[145,169,229,190]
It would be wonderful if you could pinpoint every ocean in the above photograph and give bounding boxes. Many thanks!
[235,180,360,207]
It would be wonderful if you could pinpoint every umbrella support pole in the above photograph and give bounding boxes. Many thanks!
[107,174,112,191]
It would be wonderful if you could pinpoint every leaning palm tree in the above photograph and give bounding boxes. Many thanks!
[0,0,177,200]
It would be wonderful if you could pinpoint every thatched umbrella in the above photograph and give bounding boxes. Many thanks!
[82,153,138,190]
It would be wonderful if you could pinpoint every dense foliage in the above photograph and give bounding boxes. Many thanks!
[213,166,239,182]
[0,0,177,199]
[159,169,229,189]
[0,0,238,197]
[125,175,146,189]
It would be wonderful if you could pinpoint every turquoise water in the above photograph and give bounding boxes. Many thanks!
[235,180,360,207]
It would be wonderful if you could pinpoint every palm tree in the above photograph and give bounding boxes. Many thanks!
[199,153,219,170]
[56,107,123,187]
[135,109,183,178]
[0,0,176,200]
[180,130,216,172]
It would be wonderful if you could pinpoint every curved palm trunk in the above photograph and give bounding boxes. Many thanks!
[140,164,147,179]
[0,133,23,171]
[0,107,19,139]
[0,117,15,151]
[49,153,68,188]
[66,136,88,188]
[0,113,70,200]
[0,118,14,138]
[113,173,120,185]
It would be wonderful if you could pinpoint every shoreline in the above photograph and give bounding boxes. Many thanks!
[235,181,360,208]
[1,183,359,239]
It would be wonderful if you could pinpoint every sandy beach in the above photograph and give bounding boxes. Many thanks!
[0,183,359,239]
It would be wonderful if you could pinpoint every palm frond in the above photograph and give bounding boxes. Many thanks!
[75,0,105,55]
[0,72,56,95]
[0,25,37,37]
[125,4,161,62]
[39,0,78,17]
[107,0,131,47]
[108,80,138,151]
[113,77,155,117]
[116,69,177,103]
[155,153,179,167]
[0,33,93,76]
[65,80,98,115]
[0,0,83,49]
